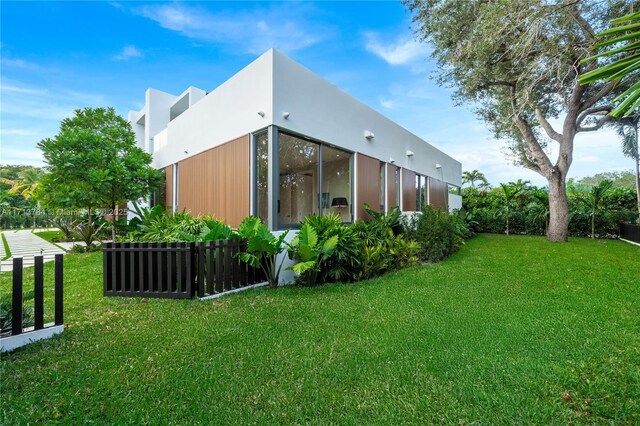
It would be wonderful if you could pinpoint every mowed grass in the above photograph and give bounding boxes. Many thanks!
[1,234,639,424]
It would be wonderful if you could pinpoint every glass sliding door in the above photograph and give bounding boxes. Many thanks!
[278,133,319,226]
[322,145,352,222]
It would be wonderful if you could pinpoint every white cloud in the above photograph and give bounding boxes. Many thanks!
[2,58,42,70]
[379,98,396,109]
[364,32,430,66]
[114,45,143,61]
[133,3,328,54]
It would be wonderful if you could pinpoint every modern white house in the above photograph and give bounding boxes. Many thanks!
[129,48,462,231]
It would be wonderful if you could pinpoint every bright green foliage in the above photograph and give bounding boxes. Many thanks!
[236,216,289,288]
[301,213,362,283]
[37,107,163,239]
[463,182,637,237]
[462,170,489,188]
[287,223,338,286]
[71,221,105,251]
[0,291,34,332]
[47,217,78,240]
[571,170,637,190]
[363,203,403,235]
[404,206,467,263]
[497,180,528,236]
[123,205,231,243]
[0,168,43,200]
[580,12,640,117]
[578,180,614,239]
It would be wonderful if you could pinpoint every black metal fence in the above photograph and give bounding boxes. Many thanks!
[103,241,266,299]
[620,223,640,244]
[3,255,64,337]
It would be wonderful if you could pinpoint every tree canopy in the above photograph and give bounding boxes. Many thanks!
[37,107,162,237]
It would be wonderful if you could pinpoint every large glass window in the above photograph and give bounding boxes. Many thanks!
[278,133,319,226]
[322,145,353,222]
[421,176,428,208]
[255,132,269,225]
[415,174,428,211]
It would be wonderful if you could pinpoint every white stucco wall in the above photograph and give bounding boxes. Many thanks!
[270,50,461,186]
[131,49,461,186]
[149,53,273,169]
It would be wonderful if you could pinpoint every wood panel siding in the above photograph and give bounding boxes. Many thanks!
[402,169,416,211]
[177,135,250,227]
[165,165,173,210]
[429,177,448,211]
[386,164,399,210]
[356,153,381,220]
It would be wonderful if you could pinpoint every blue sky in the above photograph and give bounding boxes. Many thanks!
[0,1,630,186]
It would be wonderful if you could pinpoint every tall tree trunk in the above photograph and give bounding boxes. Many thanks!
[111,204,117,242]
[506,206,510,236]
[547,173,569,242]
[87,207,92,226]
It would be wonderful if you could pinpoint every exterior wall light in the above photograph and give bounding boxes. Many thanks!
[435,163,442,169]
[257,111,265,117]
[389,158,395,164]
[283,112,290,119]
[364,130,375,140]
[406,150,414,157]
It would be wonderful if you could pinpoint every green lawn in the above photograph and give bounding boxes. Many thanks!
[1,234,639,424]
[33,229,66,243]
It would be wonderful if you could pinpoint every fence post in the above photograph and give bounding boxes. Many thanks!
[12,257,23,336]
[55,254,64,326]
[34,256,44,330]
[197,242,205,297]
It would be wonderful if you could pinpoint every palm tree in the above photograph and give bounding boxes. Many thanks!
[499,182,524,236]
[0,168,43,200]
[528,189,550,235]
[612,114,640,221]
[580,180,614,239]
[462,170,489,188]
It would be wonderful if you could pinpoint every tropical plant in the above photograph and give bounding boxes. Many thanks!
[47,217,78,240]
[580,180,615,238]
[498,182,524,236]
[0,168,43,200]
[71,221,105,250]
[301,213,362,283]
[527,189,550,235]
[287,223,338,286]
[363,203,403,236]
[0,291,34,332]
[388,235,420,270]
[462,170,489,188]
[404,206,467,263]
[579,11,640,118]
[236,216,290,288]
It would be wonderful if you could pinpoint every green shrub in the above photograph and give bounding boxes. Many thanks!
[0,291,34,332]
[405,206,468,263]
[287,223,338,286]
